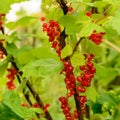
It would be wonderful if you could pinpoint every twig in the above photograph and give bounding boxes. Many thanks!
[74,89,84,120]
[56,0,68,14]
[71,37,84,57]
[26,81,53,120]
[85,105,90,120]
[103,39,120,53]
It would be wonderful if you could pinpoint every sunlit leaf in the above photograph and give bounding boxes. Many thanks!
[5,16,38,29]
[61,44,73,59]
[109,10,120,35]
[71,53,85,67]
[2,90,33,119]
[22,58,62,77]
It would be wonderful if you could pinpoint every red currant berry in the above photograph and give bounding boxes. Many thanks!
[40,17,45,21]
[77,76,82,82]
[68,6,73,13]
[86,11,92,17]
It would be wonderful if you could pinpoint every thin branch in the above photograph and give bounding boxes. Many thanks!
[26,81,53,120]
[74,89,84,120]
[103,39,120,53]
[95,5,112,24]
[85,105,90,120]
[71,37,84,57]
[56,0,68,14]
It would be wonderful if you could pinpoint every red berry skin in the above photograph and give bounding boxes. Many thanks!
[21,103,27,107]
[77,76,82,82]
[68,66,73,72]
[32,103,40,108]
[84,74,91,80]
[49,20,55,27]
[86,11,91,17]
[68,6,73,13]
[74,110,78,118]
[52,41,57,48]
[7,83,16,90]
[40,17,45,21]
[77,86,86,93]
[80,65,85,71]
[64,61,70,67]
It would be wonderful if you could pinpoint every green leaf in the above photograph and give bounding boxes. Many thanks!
[83,39,103,57]
[67,0,83,2]
[16,46,33,66]
[0,1,12,14]
[59,15,82,34]
[102,0,120,4]
[97,92,117,107]
[61,44,73,59]
[0,103,23,120]
[0,34,19,43]
[2,90,33,119]
[79,22,105,37]
[6,43,19,56]
[93,1,108,8]
[5,16,38,30]
[71,53,85,68]
[17,51,34,66]
[86,86,99,102]
[31,46,59,61]
[0,0,26,14]
[91,102,102,114]
[0,56,11,76]
[95,64,107,79]
[22,58,62,77]
[46,6,63,21]
[109,10,120,35]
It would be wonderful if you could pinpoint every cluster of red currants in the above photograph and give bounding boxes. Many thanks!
[76,54,96,113]
[60,53,96,116]
[6,68,17,90]
[89,30,105,45]
[77,96,87,114]
[77,54,96,88]
[59,96,73,120]
[63,61,75,97]
[22,102,50,113]
[41,17,61,57]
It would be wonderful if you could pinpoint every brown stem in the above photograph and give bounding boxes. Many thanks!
[24,92,32,106]
[91,0,98,14]
[32,30,36,47]
[0,42,7,56]
[85,105,90,120]
[74,89,84,120]
[26,81,53,120]
[71,37,84,57]
[0,26,4,34]
[56,0,68,15]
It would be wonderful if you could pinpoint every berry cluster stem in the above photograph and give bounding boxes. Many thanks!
[74,89,84,120]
